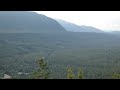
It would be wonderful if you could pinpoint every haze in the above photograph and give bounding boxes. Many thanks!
[35,11,120,31]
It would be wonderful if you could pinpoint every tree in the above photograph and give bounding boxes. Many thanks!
[32,57,50,79]
[77,68,84,79]
[67,67,74,79]
[112,73,120,79]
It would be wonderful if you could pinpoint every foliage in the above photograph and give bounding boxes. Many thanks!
[0,33,120,79]
[67,67,84,79]
[67,68,74,79]
[112,73,120,79]
[77,68,84,79]
[31,57,50,79]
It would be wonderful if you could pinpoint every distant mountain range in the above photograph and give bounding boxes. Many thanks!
[0,11,105,33]
[111,31,120,34]
[0,11,66,33]
[56,19,104,33]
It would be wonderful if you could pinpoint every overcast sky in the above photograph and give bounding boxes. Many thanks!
[35,11,120,31]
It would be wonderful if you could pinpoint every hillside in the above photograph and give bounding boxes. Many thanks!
[0,11,120,79]
[0,32,120,79]
[56,19,104,33]
[0,11,66,33]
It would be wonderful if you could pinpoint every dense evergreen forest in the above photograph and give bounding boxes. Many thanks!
[0,11,120,79]
[0,32,120,79]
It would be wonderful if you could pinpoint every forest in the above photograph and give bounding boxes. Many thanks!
[0,32,120,79]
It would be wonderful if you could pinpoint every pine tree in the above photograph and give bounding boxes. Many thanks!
[32,57,50,79]
[77,68,84,79]
[67,67,74,79]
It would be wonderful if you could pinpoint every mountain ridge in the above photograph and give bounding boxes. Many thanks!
[56,19,104,33]
[0,11,67,33]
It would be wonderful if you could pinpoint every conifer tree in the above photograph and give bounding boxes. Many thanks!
[67,67,74,79]
[32,57,50,79]
[77,68,84,79]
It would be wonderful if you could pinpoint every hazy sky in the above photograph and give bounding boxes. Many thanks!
[35,11,120,31]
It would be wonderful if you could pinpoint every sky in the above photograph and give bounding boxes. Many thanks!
[35,11,120,31]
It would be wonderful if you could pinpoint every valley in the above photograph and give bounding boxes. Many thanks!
[0,11,120,79]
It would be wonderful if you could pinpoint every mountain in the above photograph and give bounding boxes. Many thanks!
[1,12,120,79]
[111,31,120,34]
[56,19,104,33]
[0,11,66,33]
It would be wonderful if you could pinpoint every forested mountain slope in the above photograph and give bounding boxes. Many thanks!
[0,11,66,33]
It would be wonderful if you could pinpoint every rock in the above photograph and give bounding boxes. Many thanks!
[3,74,12,79]
[17,72,22,75]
